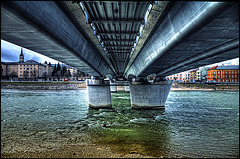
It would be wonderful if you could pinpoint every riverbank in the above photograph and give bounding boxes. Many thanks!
[1,143,156,158]
[1,81,86,90]
[171,82,239,91]
[1,81,239,91]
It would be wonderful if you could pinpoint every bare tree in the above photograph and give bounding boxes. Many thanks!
[23,70,29,80]
[31,69,38,81]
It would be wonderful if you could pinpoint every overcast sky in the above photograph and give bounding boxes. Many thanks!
[1,40,59,64]
[1,39,239,68]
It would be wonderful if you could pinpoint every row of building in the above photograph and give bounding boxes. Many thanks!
[1,49,239,83]
[167,65,239,83]
[1,49,82,81]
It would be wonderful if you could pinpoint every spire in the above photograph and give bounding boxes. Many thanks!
[20,48,24,56]
[19,48,24,63]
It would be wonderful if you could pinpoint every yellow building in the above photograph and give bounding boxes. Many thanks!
[1,62,18,78]
[190,69,198,82]
[1,48,54,80]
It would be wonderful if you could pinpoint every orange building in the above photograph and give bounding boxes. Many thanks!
[207,65,239,82]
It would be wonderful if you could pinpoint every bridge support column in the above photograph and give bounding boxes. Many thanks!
[110,80,117,93]
[129,77,173,109]
[86,77,112,109]
[124,86,130,93]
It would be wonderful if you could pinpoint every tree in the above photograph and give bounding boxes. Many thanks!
[43,72,47,81]
[52,64,57,77]
[23,70,29,80]
[66,69,71,77]
[56,70,61,81]
[31,69,38,81]
[9,71,18,79]
[62,66,67,77]
[57,62,61,72]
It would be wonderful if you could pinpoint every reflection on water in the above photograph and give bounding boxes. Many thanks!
[1,89,239,158]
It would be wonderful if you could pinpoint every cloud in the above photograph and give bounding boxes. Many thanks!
[1,39,59,64]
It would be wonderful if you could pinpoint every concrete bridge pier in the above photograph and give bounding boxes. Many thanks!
[129,77,173,109]
[124,86,130,93]
[86,77,112,109]
[110,80,117,93]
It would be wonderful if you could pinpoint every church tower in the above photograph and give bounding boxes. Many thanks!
[19,48,24,63]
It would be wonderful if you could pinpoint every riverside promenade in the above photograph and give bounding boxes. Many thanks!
[1,81,87,90]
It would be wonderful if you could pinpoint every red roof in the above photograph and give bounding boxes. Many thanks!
[208,66,218,70]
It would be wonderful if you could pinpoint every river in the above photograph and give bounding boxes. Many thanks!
[1,89,239,158]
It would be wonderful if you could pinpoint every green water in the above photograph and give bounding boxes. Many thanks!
[1,89,239,158]
[86,91,239,158]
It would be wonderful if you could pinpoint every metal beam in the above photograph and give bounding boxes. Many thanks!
[107,49,131,52]
[90,19,144,25]
[76,1,152,4]
[102,39,136,43]
[96,32,139,36]
[110,52,130,54]
[106,46,133,49]
[108,51,131,53]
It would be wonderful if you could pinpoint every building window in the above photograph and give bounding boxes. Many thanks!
[20,71,22,73]
[223,71,225,74]
[218,71,220,74]
[20,68,22,69]
[223,75,224,78]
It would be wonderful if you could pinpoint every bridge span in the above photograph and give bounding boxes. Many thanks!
[1,1,239,109]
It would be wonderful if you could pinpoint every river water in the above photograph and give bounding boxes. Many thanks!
[1,89,239,158]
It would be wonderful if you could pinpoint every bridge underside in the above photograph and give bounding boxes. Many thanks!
[1,1,239,80]
[1,1,115,77]
[125,2,239,78]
